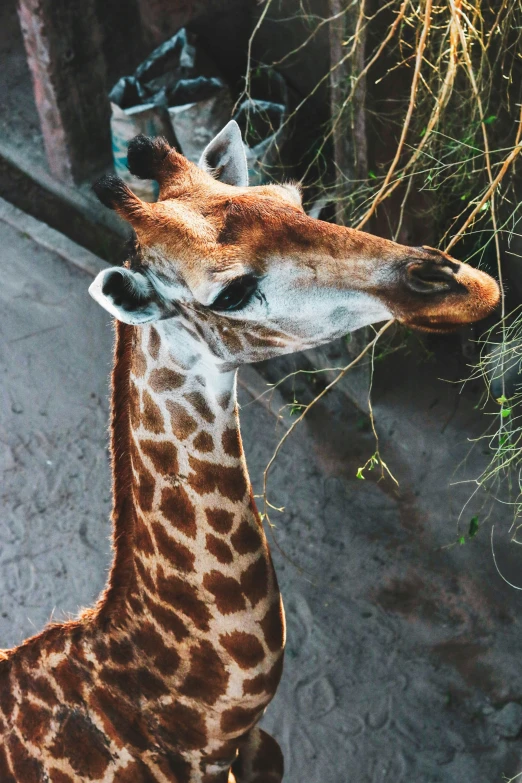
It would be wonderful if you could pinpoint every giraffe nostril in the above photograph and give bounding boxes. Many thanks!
[405,261,458,295]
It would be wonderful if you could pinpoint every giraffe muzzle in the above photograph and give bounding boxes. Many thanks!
[394,252,500,332]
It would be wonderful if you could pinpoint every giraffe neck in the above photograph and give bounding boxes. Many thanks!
[98,320,284,753]
[125,318,254,606]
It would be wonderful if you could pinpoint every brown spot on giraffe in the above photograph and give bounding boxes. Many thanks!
[166,399,198,439]
[41,626,66,655]
[180,639,229,705]
[141,389,164,434]
[188,457,247,501]
[231,517,263,554]
[219,631,265,669]
[27,674,60,707]
[0,744,15,783]
[160,485,197,538]
[109,638,135,665]
[205,507,234,534]
[22,642,40,670]
[203,571,247,614]
[113,760,159,783]
[184,390,215,423]
[132,621,180,675]
[148,325,161,360]
[101,664,167,701]
[49,770,75,783]
[92,683,152,749]
[50,710,113,777]
[140,439,178,476]
[221,705,261,736]
[152,521,196,572]
[0,664,15,717]
[19,701,52,744]
[150,367,185,393]
[7,732,44,783]
[158,755,193,783]
[206,533,234,564]
[193,430,214,453]
[260,600,285,653]
[134,512,155,556]
[92,639,110,665]
[131,444,156,513]
[53,659,86,703]
[135,555,156,592]
[158,702,207,750]
[142,592,189,642]
[241,556,270,607]
[242,656,284,697]
[218,392,232,411]
[217,324,243,352]
[243,329,289,348]
[157,570,212,630]
[222,426,241,458]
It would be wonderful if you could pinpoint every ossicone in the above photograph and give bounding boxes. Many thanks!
[92,175,134,210]
[127,135,172,181]
[92,174,151,226]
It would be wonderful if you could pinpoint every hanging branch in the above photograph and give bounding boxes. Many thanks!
[262,319,395,522]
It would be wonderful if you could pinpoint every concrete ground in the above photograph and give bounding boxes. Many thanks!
[1,204,521,782]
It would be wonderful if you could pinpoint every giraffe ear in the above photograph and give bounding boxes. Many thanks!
[198,120,249,187]
[89,267,165,325]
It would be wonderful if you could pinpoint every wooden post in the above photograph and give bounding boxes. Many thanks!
[17,0,112,184]
[328,0,368,226]
[329,1,371,405]
[329,0,351,226]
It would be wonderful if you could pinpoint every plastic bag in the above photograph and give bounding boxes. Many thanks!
[109,28,289,197]
[109,29,231,199]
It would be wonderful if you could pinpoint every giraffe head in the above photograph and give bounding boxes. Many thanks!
[90,121,499,365]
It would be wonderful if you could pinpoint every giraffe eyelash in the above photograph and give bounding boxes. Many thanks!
[209,274,259,312]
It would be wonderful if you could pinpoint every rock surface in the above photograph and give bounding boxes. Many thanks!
[1,215,521,781]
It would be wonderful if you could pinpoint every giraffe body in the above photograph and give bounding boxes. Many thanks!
[0,316,284,782]
[0,122,500,781]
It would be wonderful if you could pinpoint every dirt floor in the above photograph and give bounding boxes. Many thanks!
[1,210,521,782]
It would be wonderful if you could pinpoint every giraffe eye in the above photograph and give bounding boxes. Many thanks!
[210,274,258,312]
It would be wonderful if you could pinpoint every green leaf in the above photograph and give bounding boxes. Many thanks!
[369,454,379,470]
[368,170,377,179]
[496,394,508,404]
[468,516,479,538]
[484,115,497,124]
[356,467,365,480]
[458,536,466,545]
[501,408,511,418]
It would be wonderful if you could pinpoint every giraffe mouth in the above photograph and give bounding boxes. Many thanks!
[404,317,461,334]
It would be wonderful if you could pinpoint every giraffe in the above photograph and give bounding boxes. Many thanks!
[0,121,499,783]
